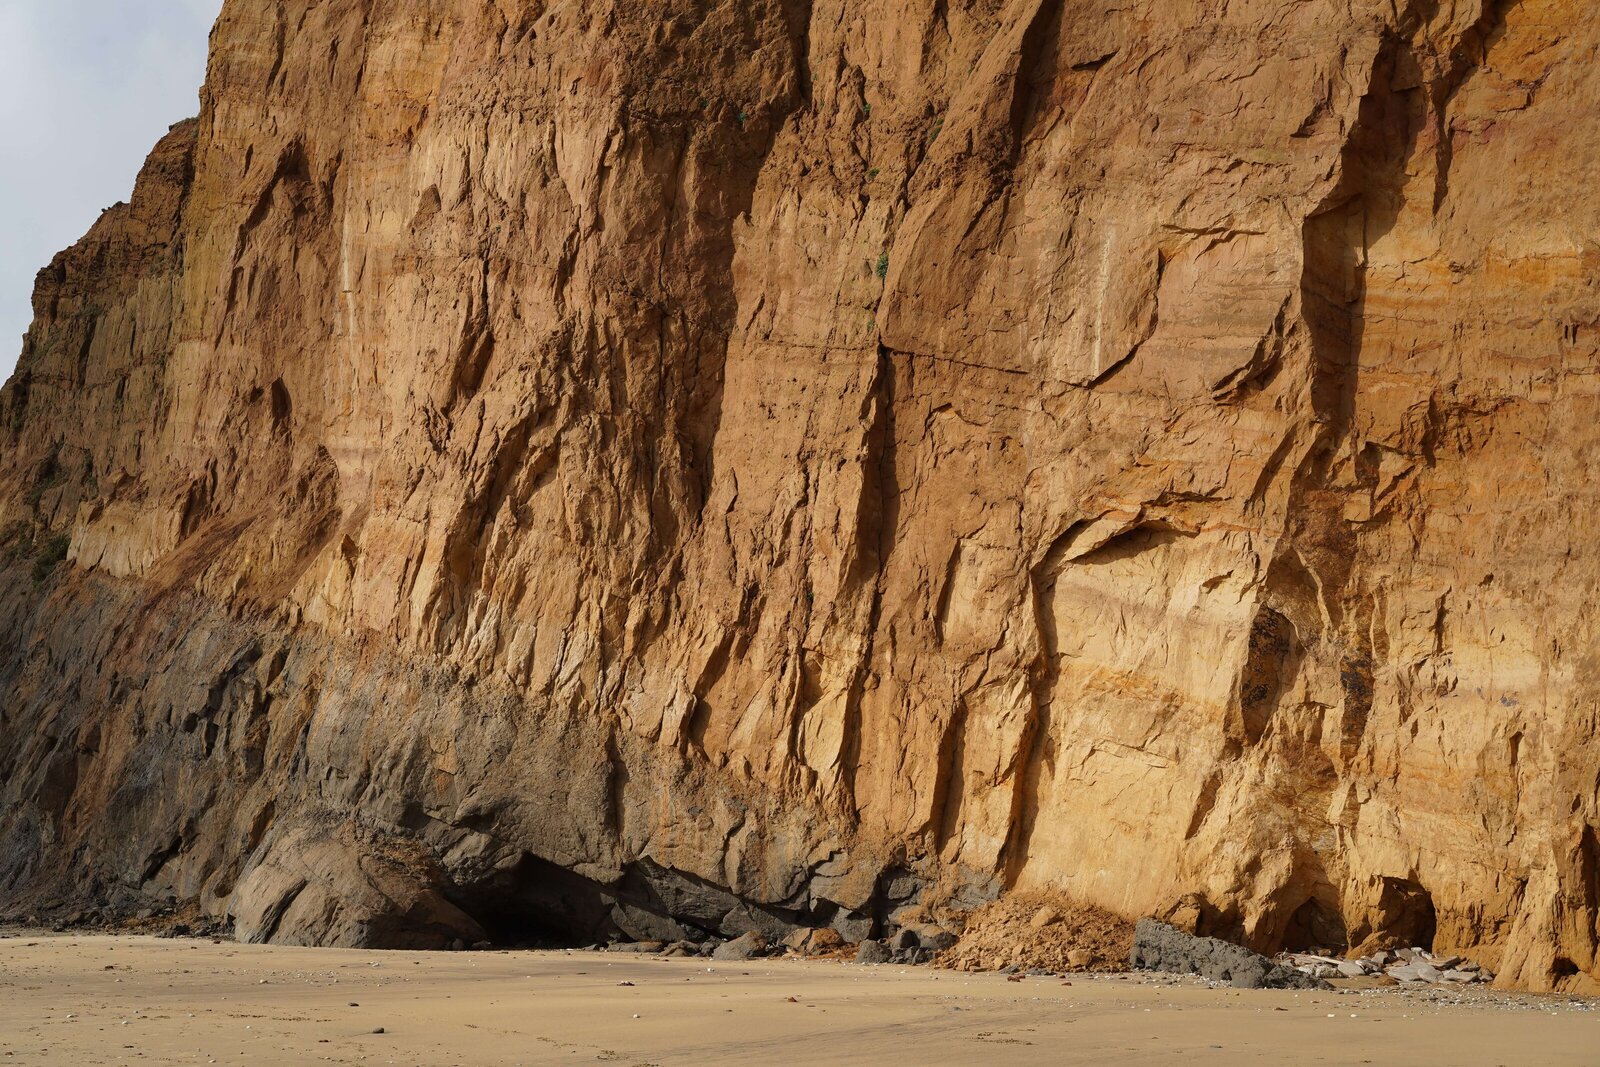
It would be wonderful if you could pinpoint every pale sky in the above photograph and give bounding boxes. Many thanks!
[0,0,222,384]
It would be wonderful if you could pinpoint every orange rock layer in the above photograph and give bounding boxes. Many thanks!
[2,0,1597,992]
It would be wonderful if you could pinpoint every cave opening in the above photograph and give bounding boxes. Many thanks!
[1376,878,1437,952]
[1280,895,1350,954]
[445,852,818,950]
[1343,877,1439,953]
[447,853,643,949]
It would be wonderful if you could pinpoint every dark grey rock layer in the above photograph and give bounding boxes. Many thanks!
[1130,919,1327,990]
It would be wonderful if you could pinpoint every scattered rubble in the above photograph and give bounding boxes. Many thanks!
[1131,920,1500,991]
[1278,947,1497,986]
[489,913,1498,992]
[1,902,232,941]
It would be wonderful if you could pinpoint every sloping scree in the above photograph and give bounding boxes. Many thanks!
[1131,919,1328,990]
[939,894,1134,972]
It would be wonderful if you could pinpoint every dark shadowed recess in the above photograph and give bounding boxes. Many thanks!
[1280,881,1438,955]
[440,853,898,949]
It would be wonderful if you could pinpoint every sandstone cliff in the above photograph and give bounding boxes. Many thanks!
[2,0,1598,992]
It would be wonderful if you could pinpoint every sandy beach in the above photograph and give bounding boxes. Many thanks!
[0,933,1595,1066]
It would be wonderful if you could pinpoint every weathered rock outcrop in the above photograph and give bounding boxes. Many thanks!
[1132,919,1325,990]
[2,0,1598,992]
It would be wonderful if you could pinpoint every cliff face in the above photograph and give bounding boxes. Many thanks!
[2,0,1598,990]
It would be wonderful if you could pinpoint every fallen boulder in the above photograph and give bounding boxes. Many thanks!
[906,925,959,952]
[855,939,892,964]
[1130,920,1327,990]
[783,928,846,955]
[711,931,768,961]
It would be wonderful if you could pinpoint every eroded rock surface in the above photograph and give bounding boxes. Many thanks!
[2,0,1599,992]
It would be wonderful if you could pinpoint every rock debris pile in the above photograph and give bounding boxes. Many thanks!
[1279,947,1496,986]
[1130,920,1327,990]
[1132,919,1503,990]
[935,895,1133,974]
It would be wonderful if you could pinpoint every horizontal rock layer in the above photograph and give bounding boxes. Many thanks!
[2,0,1598,992]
